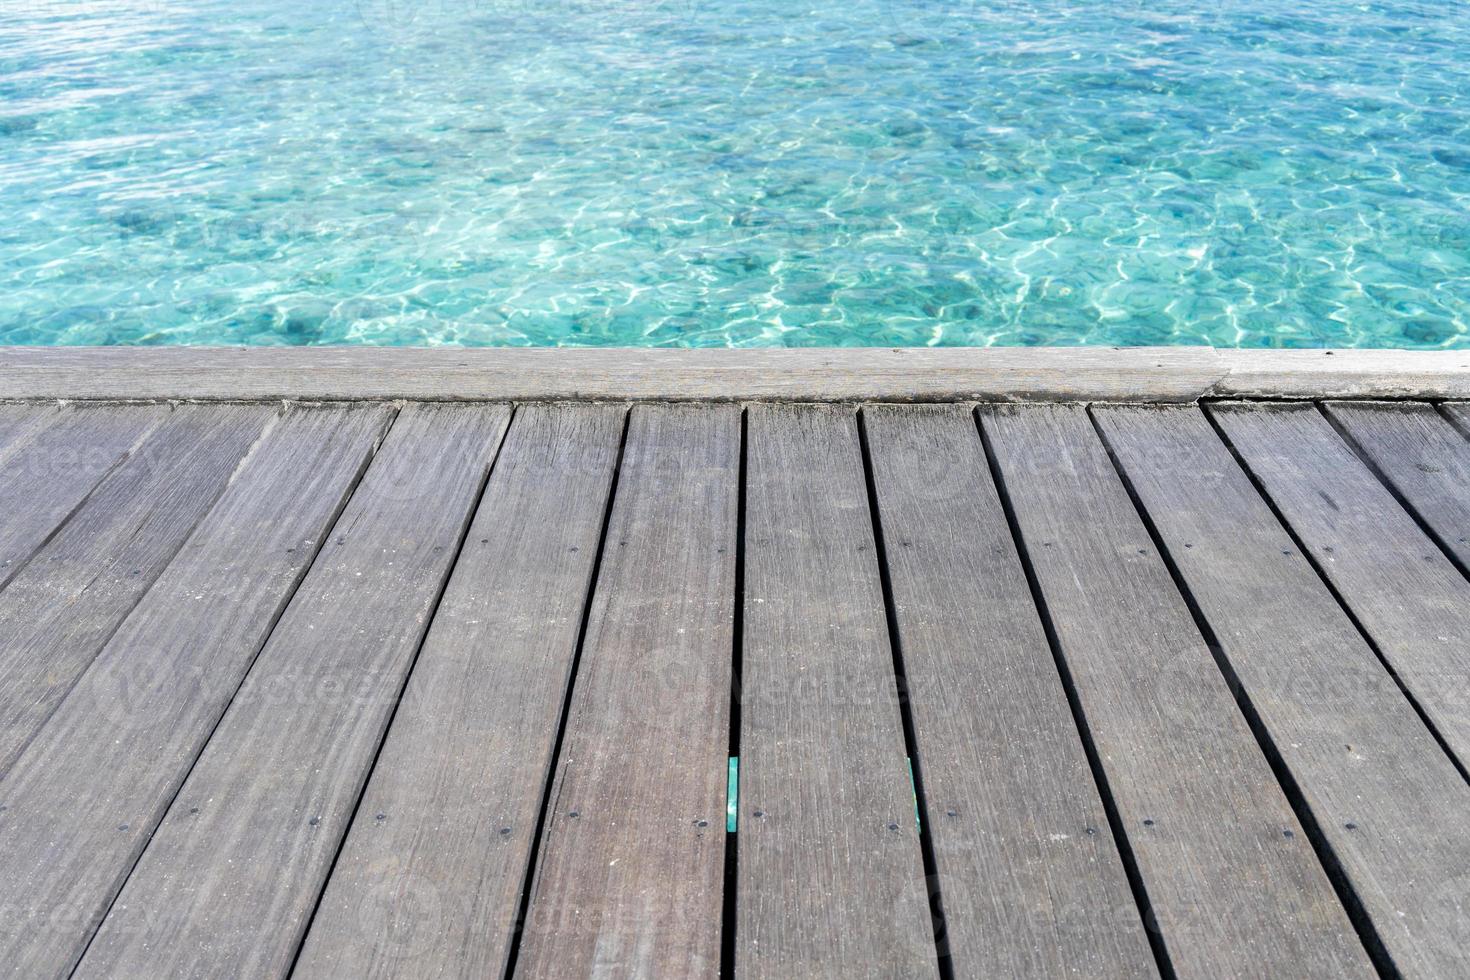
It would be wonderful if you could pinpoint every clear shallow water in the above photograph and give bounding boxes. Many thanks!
[1,0,1468,347]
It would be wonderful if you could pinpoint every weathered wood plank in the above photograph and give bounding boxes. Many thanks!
[0,403,168,589]
[0,345,1224,403]
[1211,402,1470,771]
[0,403,56,461]
[294,403,625,979]
[0,403,393,980]
[71,403,510,980]
[8,347,1470,402]
[1211,349,1470,400]
[0,403,275,773]
[737,403,937,978]
[515,403,740,978]
[1441,402,1470,436]
[863,404,1157,978]
[1097,404,1470,978]
[978,404,1371,979]
[1324,401,1470,570]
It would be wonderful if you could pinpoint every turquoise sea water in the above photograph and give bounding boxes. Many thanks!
[1,0,1468,347]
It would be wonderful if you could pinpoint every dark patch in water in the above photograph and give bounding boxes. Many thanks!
[113,210,174,235]
[282,311,327,341]
[0,116,39,136]
[730,208,782,228]
[1432,148,1470,171]
[1402,318,1458,346]
[713,153,755,171]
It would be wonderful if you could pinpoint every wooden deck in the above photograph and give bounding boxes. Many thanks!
[3,370,1470,976]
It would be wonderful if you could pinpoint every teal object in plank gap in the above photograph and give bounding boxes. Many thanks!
[727,757,738,833]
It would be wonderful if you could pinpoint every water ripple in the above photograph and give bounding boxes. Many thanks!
[0,0,1467,346]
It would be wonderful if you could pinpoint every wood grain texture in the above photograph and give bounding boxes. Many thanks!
[1212,349,1470,400]
[8,347,1470,402]
[0,402,167,589]
[294,403,625,979]
[737,403,938,979]
[514,404,739,979]
[73,403,510,980]
[0,403,275,774]
[1097,404,1470,978]
[863,404,1157,979]
[978,404,1371,980]
[0,403,56,461]
[1325,401,1470,570]
[0,345,1222,402]
[0,403,393,980]
[1441,402,1470,436]
[1211,402,1470,771]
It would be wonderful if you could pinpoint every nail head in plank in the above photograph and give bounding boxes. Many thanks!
[738,403,938,979]
[979,404,1372,980]
[0,403,275,773]
[863,404,1157,977]
[0,403,394,978]
[1098,404,1470,977]
[295,402,625,979]
[72,403,511,980]
[515,403,739,979]
[1211,402,1470,773]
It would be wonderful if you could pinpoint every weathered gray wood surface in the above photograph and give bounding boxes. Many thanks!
[0,403,273,773]
[0,403,167,589]
[0,403,392,980]
[1211,402,1470,771]
[73,404,510,980]
[1212,349,1470,400]
[516,404,740,978]
[294,403,624,979]
[1324,401,1470,570]
[0,345,1221,402]
[8,393,1470,978]
[979,404,1371,979]
[738,403,937,978]
[1097,404,1470,977]
[1440,402,1470,437]
[863,404,1157,978]
[0,403,56,459]
[8,346,1470,402]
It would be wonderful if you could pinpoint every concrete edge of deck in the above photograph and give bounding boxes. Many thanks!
[1,345,1467,403]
